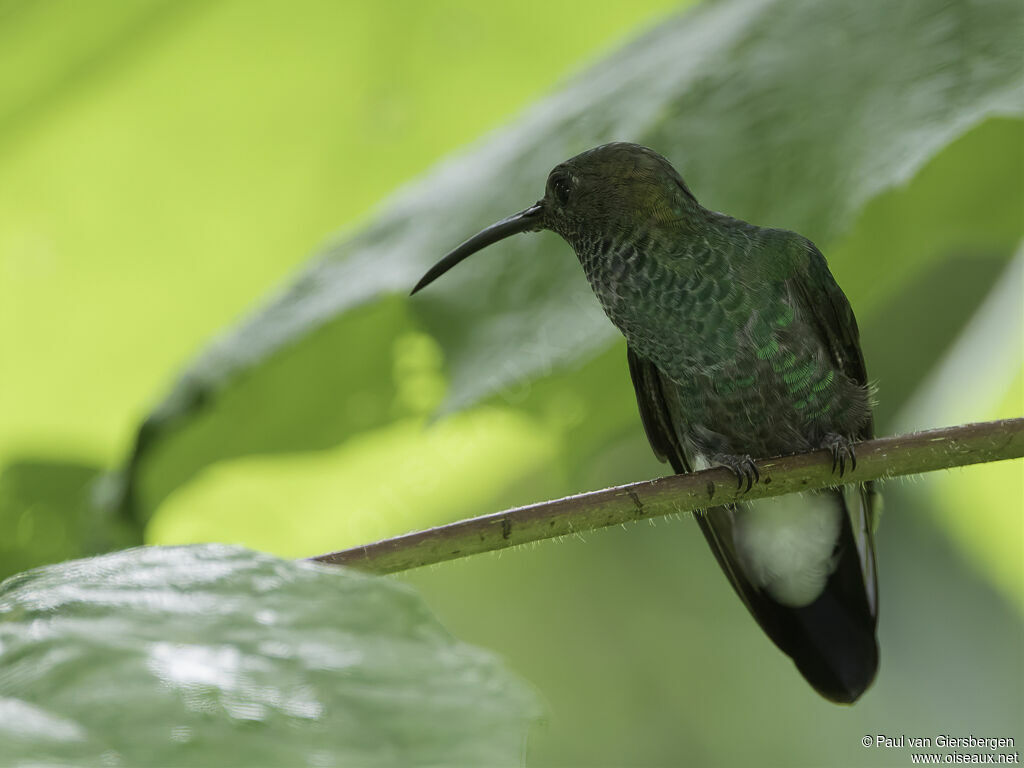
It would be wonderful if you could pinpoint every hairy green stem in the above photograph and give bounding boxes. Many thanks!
[309,418,1023,575]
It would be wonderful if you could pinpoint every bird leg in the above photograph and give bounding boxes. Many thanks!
[822,433,857,478]
[711,453,760,493]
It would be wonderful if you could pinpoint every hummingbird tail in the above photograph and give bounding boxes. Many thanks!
[695,486,879,704]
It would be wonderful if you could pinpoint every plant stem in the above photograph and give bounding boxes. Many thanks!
[309,418,1024,575]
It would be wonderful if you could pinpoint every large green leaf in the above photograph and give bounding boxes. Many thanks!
[0,545,538,766]
[117,0,1024,523]
[0,0,678,542]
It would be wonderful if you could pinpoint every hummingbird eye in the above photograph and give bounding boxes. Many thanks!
[550,174,572,206]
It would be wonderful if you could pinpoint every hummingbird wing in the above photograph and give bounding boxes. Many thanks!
[787,240,879,612]
[787,241,871,433]
[626,340,878,703]
[626,346,692,474]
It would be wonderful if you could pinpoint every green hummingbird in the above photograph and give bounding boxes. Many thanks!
[412,142,879,704]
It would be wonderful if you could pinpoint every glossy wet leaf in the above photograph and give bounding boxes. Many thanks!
[117,0,1024,524]
[0,545,538,766]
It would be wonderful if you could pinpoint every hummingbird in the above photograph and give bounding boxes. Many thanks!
[412,142,879,704]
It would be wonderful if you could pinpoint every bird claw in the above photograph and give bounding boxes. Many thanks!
[823,434,857,479]
[713,454,760,494]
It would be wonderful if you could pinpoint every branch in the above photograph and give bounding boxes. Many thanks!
[309,418,1024,575]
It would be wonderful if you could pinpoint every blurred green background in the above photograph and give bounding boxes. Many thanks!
[1,0,1021,765]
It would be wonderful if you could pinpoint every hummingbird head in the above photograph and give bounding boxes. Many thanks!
[542,143,700,246]
[411,142,700,294]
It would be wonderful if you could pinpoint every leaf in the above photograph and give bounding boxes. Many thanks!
[117,0,1024,522]
[0,0,680,523]
[0,545,539,767]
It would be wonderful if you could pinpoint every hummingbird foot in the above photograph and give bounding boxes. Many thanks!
[711,453,760,493]
[822,433,857,478]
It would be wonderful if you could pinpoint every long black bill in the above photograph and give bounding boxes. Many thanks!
[410,202,544,295]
